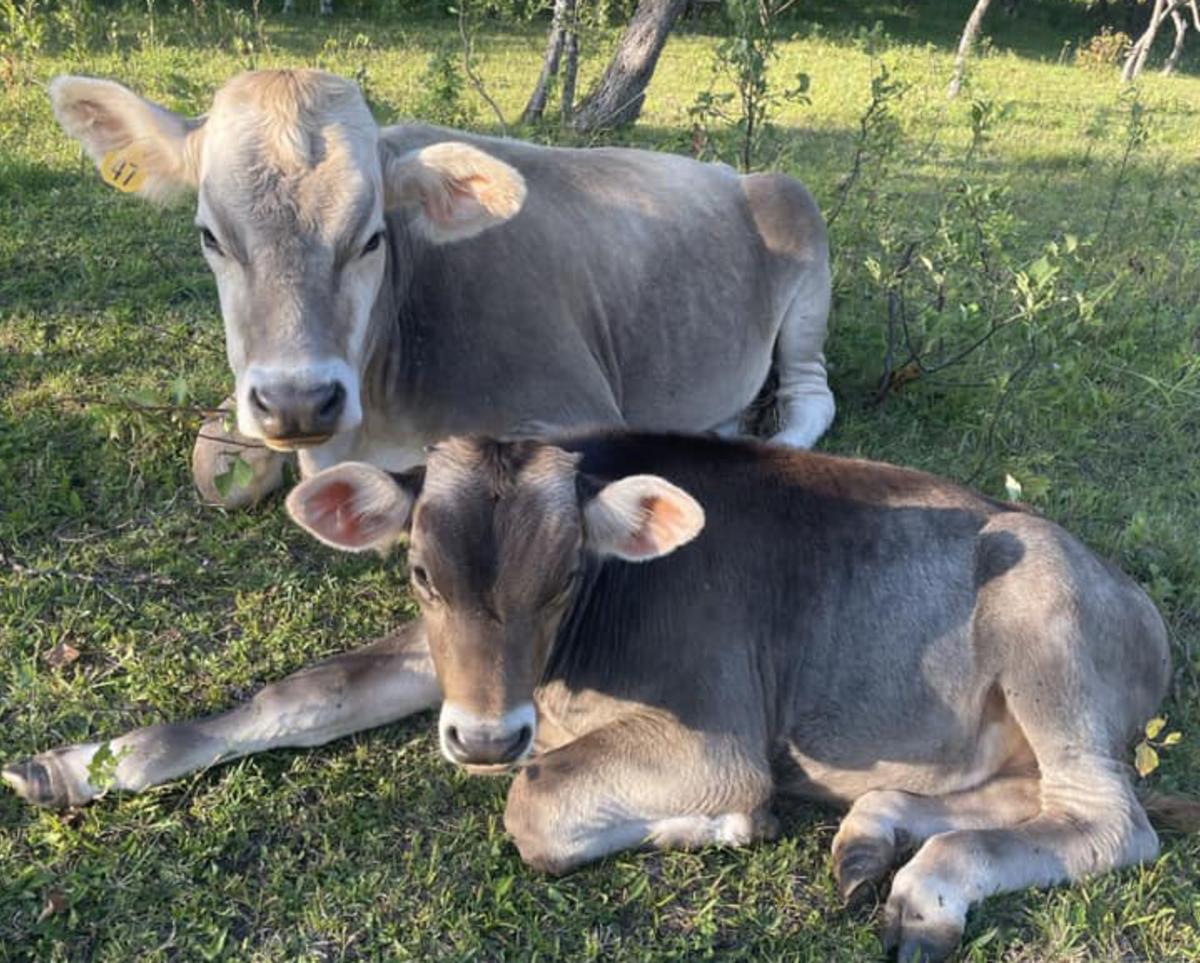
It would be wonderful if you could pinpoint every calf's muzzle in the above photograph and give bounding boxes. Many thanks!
[438,702,536,770]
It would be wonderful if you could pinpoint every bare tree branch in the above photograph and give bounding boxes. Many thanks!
[459,2,508,135]
[948,0,994,99]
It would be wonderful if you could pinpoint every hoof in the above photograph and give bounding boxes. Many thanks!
[833,839,893,910]
[881,880,966,963]
[3,759,65,809]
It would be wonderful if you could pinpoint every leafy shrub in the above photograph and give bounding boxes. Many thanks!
[413,43,477,127]
[1076,26,1131,71]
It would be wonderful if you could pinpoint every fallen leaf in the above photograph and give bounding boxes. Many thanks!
[888,360,922,391]
[1134,741,1159,778]
[43,642,80,669]
[36,889,67,924]
[1145,716,1166,740]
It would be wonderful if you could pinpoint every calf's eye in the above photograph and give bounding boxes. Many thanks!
[361,231,385,257]
[199,227,223,255]
[411,564,436,598]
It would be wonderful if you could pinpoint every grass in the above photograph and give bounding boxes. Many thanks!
[2,2,1200,959]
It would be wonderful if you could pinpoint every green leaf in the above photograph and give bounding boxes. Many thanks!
[1004,473,1022,501]
[231,455,255,490]
[1028,254,1053,287]
[170,376,190,405]
[86,742,131,792]
[213,467,234,500]
[1134,741,1159,778]
[129,387,159,407]
[1145,716,1166,740]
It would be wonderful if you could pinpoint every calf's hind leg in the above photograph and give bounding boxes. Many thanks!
[881,756,1157,963]
[504,715,775,874]
[3,620,439,809]
[831,771,1041,908]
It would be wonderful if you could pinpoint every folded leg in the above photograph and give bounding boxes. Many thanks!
[192,396,290,508]
[831,772,1041,908]
[504,714,775,874]
[879,759,1157,962]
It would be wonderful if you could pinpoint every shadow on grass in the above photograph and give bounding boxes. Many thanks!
[257,0,1200,76]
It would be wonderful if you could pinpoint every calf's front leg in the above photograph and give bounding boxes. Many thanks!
[3,620,439,809]
[504,714,775,874]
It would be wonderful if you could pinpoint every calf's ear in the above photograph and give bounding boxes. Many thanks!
[382,141,526,243]
[286,463,419,553]
[583,475,706,562]
[49,75,204,203]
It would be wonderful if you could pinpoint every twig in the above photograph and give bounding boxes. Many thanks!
[919,309,1024,378]
[965,337,1040,485]
[827,68,898,227]
[874,288,900,405]
[196,432,268,450]
[62,396,230,417]
[871,241,919,404]
[3,550,176,588]
[459,3,507,135]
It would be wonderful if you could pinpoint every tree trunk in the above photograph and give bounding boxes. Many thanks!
[571,0,689,132]
[1161,6,1188,74]
[560,12,580,125]
[1122,0,1170,82]
[948,0,995,99]
[522,0,571,124]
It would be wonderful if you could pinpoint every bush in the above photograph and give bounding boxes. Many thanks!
[1076,26,1131,71]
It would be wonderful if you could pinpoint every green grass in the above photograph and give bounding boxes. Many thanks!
[2,3,1200,960]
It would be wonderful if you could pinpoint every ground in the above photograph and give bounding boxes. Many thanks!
[1,2,1199,960]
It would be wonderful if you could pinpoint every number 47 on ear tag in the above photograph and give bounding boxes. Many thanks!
[100,145,149,193]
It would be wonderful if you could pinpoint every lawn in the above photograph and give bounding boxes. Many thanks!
[1,1,1199,959]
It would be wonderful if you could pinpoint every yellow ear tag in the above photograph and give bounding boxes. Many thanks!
[100,145,150,193]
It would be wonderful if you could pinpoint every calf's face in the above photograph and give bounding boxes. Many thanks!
[49,70,525,449]
[286,437,705,772]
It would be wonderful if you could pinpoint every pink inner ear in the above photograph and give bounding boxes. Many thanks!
[619,495,664,558]
[427,178,485,227]
[310,480,368,547]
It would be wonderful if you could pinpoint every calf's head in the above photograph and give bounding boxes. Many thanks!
[286,437,705,772]
[50,70,526,449]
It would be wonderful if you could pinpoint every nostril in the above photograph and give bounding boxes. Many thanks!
[496,725,532,763]
[317,382,345,419]
[445,726,466,757]
[248,387,271,415]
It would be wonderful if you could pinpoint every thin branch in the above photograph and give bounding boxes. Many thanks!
[196,432,268,450]
[965,336,1040,485]
[872,241,919,404]
[459,2,508,135]
[62,396,229,417]
[3,550,176,587]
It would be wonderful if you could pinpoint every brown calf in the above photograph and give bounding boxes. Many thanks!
[6,432,1194,962]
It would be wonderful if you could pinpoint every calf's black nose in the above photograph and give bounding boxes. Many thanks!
[249,381,345,441]
[444,725,532,766]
